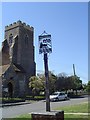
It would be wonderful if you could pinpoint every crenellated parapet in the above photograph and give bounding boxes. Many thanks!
[5,20,34,31]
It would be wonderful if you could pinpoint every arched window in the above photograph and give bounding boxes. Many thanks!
[9,34,13,46]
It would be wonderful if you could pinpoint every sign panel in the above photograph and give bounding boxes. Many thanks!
[39,34,52,54]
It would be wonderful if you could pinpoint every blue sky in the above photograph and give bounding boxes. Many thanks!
[1,2,88,83]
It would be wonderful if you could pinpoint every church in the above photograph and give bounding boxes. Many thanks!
[1,20,36,97]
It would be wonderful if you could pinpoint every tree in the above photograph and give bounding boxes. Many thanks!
[58,72,68,78]
[37,71,57,94]
[48,72,57,94]
[68,75,82,95]
[87,81,90,94]
[56,76,65,91]
[56,74,83,94]
[29,76,44,98]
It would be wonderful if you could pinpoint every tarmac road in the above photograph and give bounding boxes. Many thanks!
[1,96,88,118]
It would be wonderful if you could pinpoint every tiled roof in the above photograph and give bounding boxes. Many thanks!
[13,63,25,73]
[1,64,10,74]
[0,63,25,75]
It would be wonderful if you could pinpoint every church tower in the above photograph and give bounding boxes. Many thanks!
[4,20,36,78]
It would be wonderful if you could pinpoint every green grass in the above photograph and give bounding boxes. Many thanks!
[2,97,23,101]
[2,114,31,120]
[55,102,89,119]
[64,115,89,120]
[34,96,45,99]
[55,102,88,113]
[2,118,31,120]
[16,114,31,119]
[26,95,45,99]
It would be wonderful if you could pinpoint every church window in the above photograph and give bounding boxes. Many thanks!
[9,34,13,46]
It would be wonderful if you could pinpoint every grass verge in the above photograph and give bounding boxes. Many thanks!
[55,102,88,113]
[55,102,89,119]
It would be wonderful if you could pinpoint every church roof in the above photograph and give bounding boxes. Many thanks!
[2,64,10,74]
[13,63,25,73]
[0,63,25,75]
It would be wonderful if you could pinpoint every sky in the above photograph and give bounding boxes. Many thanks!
[1,2,88,83]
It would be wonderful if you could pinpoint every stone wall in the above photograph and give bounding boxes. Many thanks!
[31,111,64,120]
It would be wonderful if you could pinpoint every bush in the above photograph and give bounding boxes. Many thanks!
[2,97,25,103]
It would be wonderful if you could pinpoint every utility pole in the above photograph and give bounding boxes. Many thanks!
[73,64,79,95]
[73,64,76,76]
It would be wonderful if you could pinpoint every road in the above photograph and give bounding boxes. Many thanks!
[1,97,88,118]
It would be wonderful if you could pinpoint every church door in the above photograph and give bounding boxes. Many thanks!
[8,82,13,98]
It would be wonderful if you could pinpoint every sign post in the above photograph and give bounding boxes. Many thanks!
[38,31,52,112]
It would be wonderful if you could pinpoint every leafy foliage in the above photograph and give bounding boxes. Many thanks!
[29,72,83,97]
[86,80,90,93]
[29,76,44,97]
[56,75,83,93]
